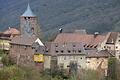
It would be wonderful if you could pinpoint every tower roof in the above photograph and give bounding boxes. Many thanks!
[22,4,36,17]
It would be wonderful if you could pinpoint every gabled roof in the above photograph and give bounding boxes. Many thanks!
[21,4,36,17]
[10,35,44,46]
[54,33,106,49]
[35,38,44,46]
[106,32,119,44]
[3,27,20,35]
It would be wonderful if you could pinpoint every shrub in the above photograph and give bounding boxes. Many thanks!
[1,54,15,66]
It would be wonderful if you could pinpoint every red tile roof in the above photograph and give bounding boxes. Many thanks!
[4,27,20,35]
[54,33,106,49]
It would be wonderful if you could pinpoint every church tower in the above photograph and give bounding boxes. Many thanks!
[20,4,41,37]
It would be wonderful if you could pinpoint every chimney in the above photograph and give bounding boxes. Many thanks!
[9,27,11,30]
[59,28,63,33]
[94,32,99,38]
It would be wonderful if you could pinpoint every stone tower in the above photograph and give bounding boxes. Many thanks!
[20,4,41,37]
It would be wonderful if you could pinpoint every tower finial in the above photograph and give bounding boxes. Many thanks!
[21,1,36,17]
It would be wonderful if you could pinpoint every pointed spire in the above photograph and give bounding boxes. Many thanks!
[22,3,36,17]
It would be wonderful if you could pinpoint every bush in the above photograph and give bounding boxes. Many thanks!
[1,54,15,66]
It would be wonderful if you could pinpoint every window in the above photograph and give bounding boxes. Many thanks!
[24,17,26,20]
[73,45,76,47]
[55,43,58,47]
[104,46,106,48]
[46,50,48,53]
[116,46,118,49]
[119,40,120,42]
[61,50,64,53]
[81,57,82,59]
[78,50,81,53]
[55,51,59,53]
[35,50,37,52]
[68,50,71,53]
[28,17,30,19]
[87,61,90,63]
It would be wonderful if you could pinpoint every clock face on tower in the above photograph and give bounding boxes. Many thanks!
[23,18,34,36]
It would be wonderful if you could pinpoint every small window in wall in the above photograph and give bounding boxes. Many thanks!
[119,40,120,42]
[78,50,81,53]
[68,50,71,53]
[61,50,64,53]
[55,43,58,47]
[87,61,90,63]
[46,50,48,53]
[55,50,59,53]
[24,17,26,20]
[28,17,30,19]
[32,47,35,49]
[35,50,37,52]
[104,46,106,48]
[116,46,118,49]
[81,57,82,59]
[73,45,76,47]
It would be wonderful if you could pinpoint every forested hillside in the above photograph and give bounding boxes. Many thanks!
[0,0,120,39]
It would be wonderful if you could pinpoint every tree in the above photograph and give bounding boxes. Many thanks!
[107,57,117,80]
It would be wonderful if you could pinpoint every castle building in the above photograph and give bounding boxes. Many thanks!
[20,4,41,37]
[9,4,44,70]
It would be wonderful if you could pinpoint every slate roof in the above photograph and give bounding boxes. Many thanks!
[10,35,37,45]
[54,33,106,49]
[21,4,36,17]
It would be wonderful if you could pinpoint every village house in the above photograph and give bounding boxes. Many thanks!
[44,42,52,69]
[86,50,114,70]
[54,32,106,50]
[102,32,120,60]
[0,27,20,50]
[53,42,86,69]
[10,35,44,69]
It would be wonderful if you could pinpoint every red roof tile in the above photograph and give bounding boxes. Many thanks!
[4,28,20,35]
[54,33,106,48]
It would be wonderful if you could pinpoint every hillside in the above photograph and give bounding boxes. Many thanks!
[0,0,120,40]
